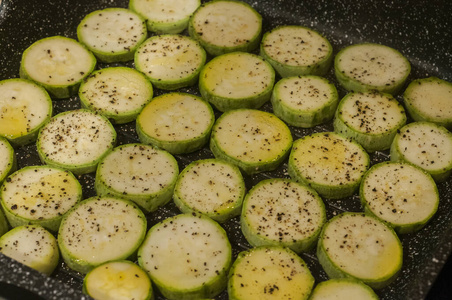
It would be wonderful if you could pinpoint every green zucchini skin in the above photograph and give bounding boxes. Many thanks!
[0,209,8,237]
[0,137,16,184]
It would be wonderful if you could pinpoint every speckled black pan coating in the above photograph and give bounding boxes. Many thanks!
[0,0,451,299]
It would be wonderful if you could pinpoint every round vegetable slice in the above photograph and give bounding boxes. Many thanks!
[333,91,407,152]
[136,92,214,154]
[228,246,314,300]
[360,161,439,234]
[37,109,116,175]
[58,196,147,274]
[390,121,452,182]
[77,7,147,63]
[210,109,293,174]
[0,224,59,275]
[199,52,275,112]
[403,77,452,130]
[95,143,179,213]
[0,137,16,184]
[129,0,200,34]
[260,25,333,77]
[0,78,52,146]
[334,43,411,94]
[173,158,245,222]
[138,213,232,300]
[83,260,153,300]
[317,212,403,289]
[309,278,379,300]
[135,34,206,90]
[288,132,370,199]
[241,178,326,253]
[20,36,96,99]
[188,0,262,56]
[271,75,339,128]
[0,165,82,232]
[79,67,153,124]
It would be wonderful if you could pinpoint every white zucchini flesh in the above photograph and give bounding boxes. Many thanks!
[403,77,452,129]
[0,165,82,232]
[0,79,52,146]
[360,162,439,234]
[241,178,326,253]
[58,196,147,274]
[260,25,333,77]
[136,92,214,154]
[288,132,370,199]
[334,43,411,94]
[77,8,147,63]
[95,143,179,213]
[334,91,407,152]
[188,0,262,56]
[390,121,452,181]
[0,224,59,276]
[210,109,293,174]
[271,75,339,128]
[0,137,15,184]
[138,213,232,300]
[79,67,153,124]
[173,158,245,223]
[317,212,403,289]
[129,0,200,34]
[228,246,314,300]
[20,36,96,99]
[83,260,153,300]
[309,278,379,300]
[134,34,206,90]
[37,109,116,175]
[199,52,275,112]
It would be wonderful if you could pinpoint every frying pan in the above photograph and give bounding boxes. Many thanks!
[0,0,451,299]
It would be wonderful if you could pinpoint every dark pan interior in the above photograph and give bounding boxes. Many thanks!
[0,0,451,299]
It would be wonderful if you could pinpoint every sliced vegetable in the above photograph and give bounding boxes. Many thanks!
[0,78,52,146]
[309,278,379,300]
[210,109,293,174]
[20,36,96,98]
[188,0,262,56]
[138,213,231,300]
[0,209,8,237]
[0,137,16,184]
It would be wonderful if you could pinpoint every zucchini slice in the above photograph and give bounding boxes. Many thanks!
[390,121,452,182]
[95,143,179,213]
[83,260,153,300]
[228,245,314,300]
[260,25,333,77]
[271,75,339,128]
[129,0,200,34]
[317,212,403,289]
[58,196,147,274]
[360,161,439,234]
[0,209,8,237]
[0,224,59,275]
[77,8,147,63]
[0,137,16,184]
[136,93,215,154]
[79,67,153,124]
[241,178,326,253]
[0,165,82,232]
[138,213,232,300]
[36,109,116,175]
[403,77,452,129]
[288,132,370,199]
[333,91,407,152]
[309,278,379,300]
[0,78,52,146]
[135,34,206,90]
[20,36,96,99]
[188,0,262,56]
[173,158,245,222]
[210,109,293,174]
[199,52,275,112]
[334,43,411,94]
